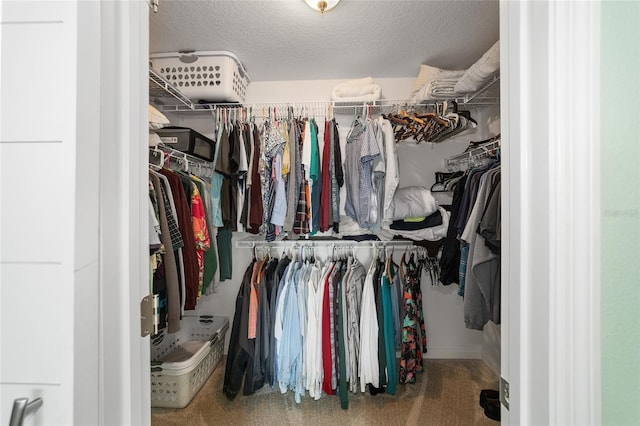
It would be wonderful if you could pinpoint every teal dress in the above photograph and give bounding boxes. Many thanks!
[381,266,397,395]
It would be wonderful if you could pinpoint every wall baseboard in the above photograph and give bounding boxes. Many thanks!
[482,352,500,376]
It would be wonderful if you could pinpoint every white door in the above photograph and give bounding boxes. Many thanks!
[1,1,150,424]
[0,1,83,424]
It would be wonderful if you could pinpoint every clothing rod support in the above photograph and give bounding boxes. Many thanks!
[445,138,501,168]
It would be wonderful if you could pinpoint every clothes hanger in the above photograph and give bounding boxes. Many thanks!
[149,146,165,170]
[431,170,464,192]
[450,100,477,126]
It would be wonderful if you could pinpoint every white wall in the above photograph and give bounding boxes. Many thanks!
[162,77,501,362]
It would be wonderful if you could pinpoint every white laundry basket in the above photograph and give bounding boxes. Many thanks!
[150,315,228,408]
[150,50,250,103]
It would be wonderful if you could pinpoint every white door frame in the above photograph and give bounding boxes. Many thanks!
[98,1,150,425]
[500,1,601,424]
[93,1,603,424]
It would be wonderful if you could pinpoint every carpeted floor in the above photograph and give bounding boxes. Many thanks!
[152,357,499,426]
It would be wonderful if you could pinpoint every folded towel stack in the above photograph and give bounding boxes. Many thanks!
[331,77,382,102]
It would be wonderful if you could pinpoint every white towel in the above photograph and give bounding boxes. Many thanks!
[416,79,459,100]
[331,77,381,101]
[410,65,465,100]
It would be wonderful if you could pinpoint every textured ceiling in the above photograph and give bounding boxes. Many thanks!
[149,0,499,82]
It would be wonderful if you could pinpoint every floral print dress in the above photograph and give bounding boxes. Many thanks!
[398,254,427,384]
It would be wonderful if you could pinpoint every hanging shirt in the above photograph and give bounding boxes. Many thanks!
[440,174,468,285]
[337,258,350,409]
[149,172,181,333]
[255,258,278,392]
[237,123,249,232]
[152,172,187,315]
[346,258,365,393]
[359,259,379,391]
[278,263,304,403]
[149,194,162,256]
[260,121,286,235]
[248,258,266,339]
[270,151,287,227]
[344,119,365,224]
[211,121,226,228]
[374,260,387,391]
[319,119,331,232]
[381,260,397,395]
[282,120,290,176]
[306,261,330,399]
[369,120,385,232]
[321,260,339,395]
[248,124,264,233]
[378,117,399,228]
[283,120,299,234]
[300,120,313,233]
[388,260,402,348]
[158,168,200,311]
[310,119,321,234]
[268,256,291,387]
[215,126,232,225]
[273,262,295,385]
[304,262,318,397]
[223,261,254,400]
[330,119,343,233]
[462,167,501,330]
[190,181,211,295]
[293,176,310,235]
[192,177,217,295]
[358,121,381,228]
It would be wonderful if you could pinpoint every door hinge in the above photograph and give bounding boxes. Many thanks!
[147,0,159,13]
[500,376,510,410]
[140,295,154,337]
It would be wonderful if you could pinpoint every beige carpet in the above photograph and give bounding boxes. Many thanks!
[152,357,499,426]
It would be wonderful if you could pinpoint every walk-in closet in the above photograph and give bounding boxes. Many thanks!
[1,0,612,425]
[146,2,502,425]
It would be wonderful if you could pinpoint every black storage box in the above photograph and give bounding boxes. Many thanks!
[154,126,216,162]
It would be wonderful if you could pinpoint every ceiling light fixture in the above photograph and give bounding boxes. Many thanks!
[304,0,341,14]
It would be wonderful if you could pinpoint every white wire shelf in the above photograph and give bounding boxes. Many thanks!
[149,68,500,114]
[149,68,196,110]
[457,74,500,105]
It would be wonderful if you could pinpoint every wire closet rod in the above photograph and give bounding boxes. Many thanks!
[235,238,415,249]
